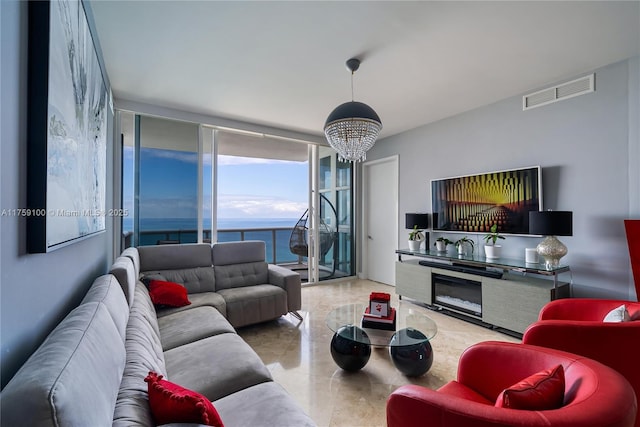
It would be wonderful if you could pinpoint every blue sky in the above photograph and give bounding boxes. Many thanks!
[123,147,308,220]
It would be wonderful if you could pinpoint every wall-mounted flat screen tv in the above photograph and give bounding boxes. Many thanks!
[431,166,542,235]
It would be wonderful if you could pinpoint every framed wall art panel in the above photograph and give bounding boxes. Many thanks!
[27,0,109,252]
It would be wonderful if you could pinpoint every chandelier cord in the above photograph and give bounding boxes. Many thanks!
[351,70,355,101]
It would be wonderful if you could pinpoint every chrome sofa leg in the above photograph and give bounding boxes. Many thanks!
[290,311,303,321]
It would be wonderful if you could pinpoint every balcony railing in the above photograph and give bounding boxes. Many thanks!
[123,227,303,265]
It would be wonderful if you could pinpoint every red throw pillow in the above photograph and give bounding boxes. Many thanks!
[148,280,191,307]
[145,372,224,426]
[495,364,565,410]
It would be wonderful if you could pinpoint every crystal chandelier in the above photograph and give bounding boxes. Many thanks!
[324,58,382,162]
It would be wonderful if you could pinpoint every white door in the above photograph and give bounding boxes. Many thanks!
[363,156,398,285]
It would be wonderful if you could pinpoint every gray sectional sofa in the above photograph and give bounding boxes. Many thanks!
[1,241,314,426]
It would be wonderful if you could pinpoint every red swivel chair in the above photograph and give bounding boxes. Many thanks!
[523,298,640,427]
[387,341,637,427]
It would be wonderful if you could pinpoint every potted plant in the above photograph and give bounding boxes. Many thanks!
[434,237,453,252]
[483,223,505,259]
[455,236,475,256]
[408,225,425,251]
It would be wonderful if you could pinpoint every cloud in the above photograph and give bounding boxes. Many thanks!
[217,155,296,166]
[218,194,307,218]
[141,148,199,164]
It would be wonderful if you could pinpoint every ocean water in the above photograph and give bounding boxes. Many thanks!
[124,217,303,264]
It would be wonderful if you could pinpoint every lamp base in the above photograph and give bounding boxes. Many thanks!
[536,236,568,270]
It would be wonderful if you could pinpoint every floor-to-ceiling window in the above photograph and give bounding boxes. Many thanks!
[215,130,308,266]
[120,112,208,246]
[117,112,355,282]
[318,146,354,279]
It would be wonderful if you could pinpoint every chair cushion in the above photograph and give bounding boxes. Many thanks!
[438,381,493,405]
[495,364,565,410]
[145,371,224,426]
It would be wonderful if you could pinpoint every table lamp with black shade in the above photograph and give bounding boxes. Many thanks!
[406,213,429,251]
[529,211,573,270]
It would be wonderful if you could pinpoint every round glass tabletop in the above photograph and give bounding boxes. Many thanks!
[325,303,438,347]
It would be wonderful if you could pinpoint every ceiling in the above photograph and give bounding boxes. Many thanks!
[90,1,640,141]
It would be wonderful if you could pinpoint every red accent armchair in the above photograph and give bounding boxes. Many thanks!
[386,341,637,427]
[523,298,640,426]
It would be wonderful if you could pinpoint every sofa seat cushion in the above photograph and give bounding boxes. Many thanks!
[0,302,126,427]
[217,284,288,328]
[437,381,493,405]
[164,333,273,401]
[156,291,227,318]
[214,381,315,427]
[158,306,236,351]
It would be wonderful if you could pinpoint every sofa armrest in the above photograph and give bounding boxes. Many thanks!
[268,264,301,311]
[387,384,545,427]
[538,298,639,321]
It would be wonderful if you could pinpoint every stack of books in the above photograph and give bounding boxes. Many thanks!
[361,292,396,331]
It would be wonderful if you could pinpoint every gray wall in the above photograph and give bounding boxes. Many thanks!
[369,58,639,300]
[0,1,114,388]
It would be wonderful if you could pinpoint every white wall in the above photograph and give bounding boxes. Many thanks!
[369,58,639,300]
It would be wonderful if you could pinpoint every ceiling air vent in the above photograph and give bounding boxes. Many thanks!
[523,74,595,111]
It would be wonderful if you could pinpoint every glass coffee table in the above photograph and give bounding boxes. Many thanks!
[326,303,438,376]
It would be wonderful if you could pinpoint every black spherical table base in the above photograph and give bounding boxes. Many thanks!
[330,325,372,371]
[389,328,433,377]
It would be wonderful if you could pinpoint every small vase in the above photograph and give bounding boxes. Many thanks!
[408,240,421,251]
[435,241,447,252]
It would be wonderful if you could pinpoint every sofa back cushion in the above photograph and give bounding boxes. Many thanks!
[143,267,216,294]
[113,283,167,427]
[0,302,127,426]
[138,244,216,293]
[122,247,141,277]
[110,256,138,308]
[212,241,268,290]
[81,274,130,341]
[211,240,265,265]
[138,243,212,271]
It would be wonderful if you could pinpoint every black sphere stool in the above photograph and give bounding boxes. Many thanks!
[330,325,371,371]
[389,328,433,376]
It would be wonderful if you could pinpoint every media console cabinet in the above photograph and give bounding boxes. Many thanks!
[395,249,571,335]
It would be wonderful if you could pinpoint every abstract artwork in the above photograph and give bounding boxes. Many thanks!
[27,0,108,252]
[431,166,542,235]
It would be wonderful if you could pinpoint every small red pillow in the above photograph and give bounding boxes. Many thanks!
[145,372,224,426]
[148,280,191,307]
[495,364,565,410]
